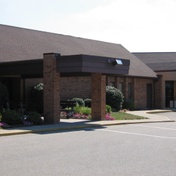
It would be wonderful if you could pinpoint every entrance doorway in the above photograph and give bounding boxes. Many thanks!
[1,78,21,102]
[165,81,174,108]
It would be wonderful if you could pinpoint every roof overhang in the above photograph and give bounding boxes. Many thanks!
[57,54,130,75]
[0,59,43,77]
[0,54,130,77]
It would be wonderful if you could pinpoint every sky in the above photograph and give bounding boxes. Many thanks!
[0,0,176,52]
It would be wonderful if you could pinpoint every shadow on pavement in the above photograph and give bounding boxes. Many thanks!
[0,119,108,136]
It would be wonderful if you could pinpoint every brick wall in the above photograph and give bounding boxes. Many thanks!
[107,76,155,109]
[25,75,155,110]
[134,78,154,109]
[60,76,91,100]
[25,76,91,102]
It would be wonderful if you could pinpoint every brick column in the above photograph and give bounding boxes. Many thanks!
[43,53,60,124]
[91,73,106,120]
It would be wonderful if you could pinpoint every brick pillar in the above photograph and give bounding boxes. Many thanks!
[43,53,60,124]
[91,73,106,120]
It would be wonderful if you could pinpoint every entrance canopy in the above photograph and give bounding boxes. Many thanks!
[57,54,130,75]
[0,54,130,77]
[43,53,130,123]
[0,53,130,123]
[0,60,43,78]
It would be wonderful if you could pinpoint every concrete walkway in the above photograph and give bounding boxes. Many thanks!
[0,110,175,136]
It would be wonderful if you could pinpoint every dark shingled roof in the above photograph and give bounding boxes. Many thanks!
[133,52,176,72]
[0,24,156,78]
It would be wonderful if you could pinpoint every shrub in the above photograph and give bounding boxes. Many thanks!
[2,110,22,125]
[74,103,81,114]
[106,105,112,113]
[84,98,91,107]
[30,83,43,113]
[33,83,43,91]
[122,100,135,110]
[26,111,43,125]
[80,107,91,115]
[71,98,85,107]
[105,113,115,120]
[106,86,124,111]
[73,104,91,115]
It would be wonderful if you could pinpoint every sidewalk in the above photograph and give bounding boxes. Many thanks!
[0,110,175,136]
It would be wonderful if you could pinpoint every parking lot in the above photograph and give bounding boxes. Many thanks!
[0,112,176,176]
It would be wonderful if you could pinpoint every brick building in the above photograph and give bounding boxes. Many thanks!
[134,52,176,109]
[0,24,160,122]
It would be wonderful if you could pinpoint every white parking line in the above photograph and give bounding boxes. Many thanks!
[100,129,176,140]
[134,124,176,131]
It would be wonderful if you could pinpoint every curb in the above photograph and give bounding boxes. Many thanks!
[146,110,172,114]
[0,119,175,137]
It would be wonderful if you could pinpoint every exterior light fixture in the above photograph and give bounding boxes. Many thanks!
[113,59,123,65]
[108,58,123,66]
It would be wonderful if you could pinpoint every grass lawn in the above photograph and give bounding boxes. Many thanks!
[111,112,147,120]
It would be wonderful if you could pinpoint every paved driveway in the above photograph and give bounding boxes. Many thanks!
[0,120,176,176]
[156,111,176,121]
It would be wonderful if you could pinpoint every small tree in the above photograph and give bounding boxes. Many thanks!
[30,83,43,113]
[106,86,124,111]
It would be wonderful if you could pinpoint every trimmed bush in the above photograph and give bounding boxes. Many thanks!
[2,110,22,125]
[30,83,43,113]
[71,98,85,107]
[106,105,112,113]
[26,111,43,125]
[74,103,81,114]
[84,98,91,107]
[122,100,135,110]
[73,104,91,115]
[106,86,124,111]
[80,107,91,115]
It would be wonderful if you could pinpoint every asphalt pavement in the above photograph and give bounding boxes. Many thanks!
[1,120,176,176]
